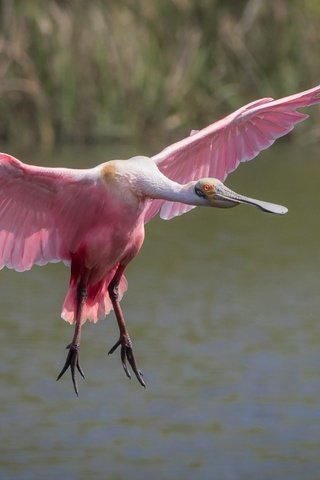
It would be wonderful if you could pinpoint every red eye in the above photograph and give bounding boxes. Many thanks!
[203,184,210,191]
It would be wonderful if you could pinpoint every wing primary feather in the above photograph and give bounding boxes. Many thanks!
[0,153,108,271]
[146,85,320,222]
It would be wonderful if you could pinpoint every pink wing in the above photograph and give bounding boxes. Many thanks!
[0,153,107,272]
[144,84,320,222]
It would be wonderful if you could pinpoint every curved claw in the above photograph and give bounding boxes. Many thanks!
[57,344,85,396]
[108,337,146,388]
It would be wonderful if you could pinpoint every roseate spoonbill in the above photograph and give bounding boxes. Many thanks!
[0,85,319,394]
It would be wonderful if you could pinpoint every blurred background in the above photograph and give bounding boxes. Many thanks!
[1,1,320,480]
[0,0,320,148]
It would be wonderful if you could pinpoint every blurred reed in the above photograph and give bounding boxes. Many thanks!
[0,0,319,148]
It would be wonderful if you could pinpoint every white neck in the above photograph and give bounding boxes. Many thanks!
[112,157,206,206]
[138,168,205,206]
[146,177,201,205]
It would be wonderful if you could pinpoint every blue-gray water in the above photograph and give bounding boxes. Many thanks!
[1,141,320,480]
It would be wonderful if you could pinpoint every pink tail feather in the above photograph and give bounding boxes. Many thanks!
[61,270,128,324]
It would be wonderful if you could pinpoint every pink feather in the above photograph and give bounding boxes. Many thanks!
[144,84,320,222]
[0,153,129,323]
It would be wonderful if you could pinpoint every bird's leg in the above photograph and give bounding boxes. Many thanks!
[57,279,87,395]
[108,264,146,387]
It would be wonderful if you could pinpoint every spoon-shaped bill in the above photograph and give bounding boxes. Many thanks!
[216,184,288,215]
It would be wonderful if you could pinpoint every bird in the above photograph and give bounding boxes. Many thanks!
[0,85,319,395]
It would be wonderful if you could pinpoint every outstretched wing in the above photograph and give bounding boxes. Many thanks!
[144,84,320,222]
[0,153,106,271]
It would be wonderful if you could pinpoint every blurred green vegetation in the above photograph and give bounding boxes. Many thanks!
[0,0,319,148]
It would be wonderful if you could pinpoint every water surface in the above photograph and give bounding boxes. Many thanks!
[0,142,320,480]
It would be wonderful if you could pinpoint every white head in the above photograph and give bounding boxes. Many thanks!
[193,177,288,214]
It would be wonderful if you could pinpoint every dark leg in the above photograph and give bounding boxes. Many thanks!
[108,264,146,388]
[57,280,87,395]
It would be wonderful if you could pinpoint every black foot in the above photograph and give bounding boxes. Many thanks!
[57,343,85,396]
[108,336,146,388]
